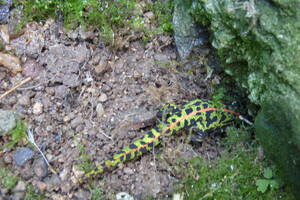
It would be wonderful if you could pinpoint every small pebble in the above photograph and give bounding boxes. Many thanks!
[11,192,25,200]
[13,181,26,192]
[99,93,108,102]
[32,180,47,192]
[17,95,31,106]
[116,192,134,200]
[3,153,12,164]
[33,158,48,178]
[75,189,90,200]
[32,102,43,115]
[13,147,34,166]
[96,103,105,117]
[123,167,134,175]
[46,174,61,191]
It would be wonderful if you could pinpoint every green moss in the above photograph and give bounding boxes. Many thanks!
[186,0,300,197]
[0,120,27,150]
[16,0,174,43]
[75,143,94,173]
[0,168,18,190]
[24,185,45,200]
[177,127,294,200]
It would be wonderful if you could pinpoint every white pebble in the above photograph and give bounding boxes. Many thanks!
[32,102,43,115]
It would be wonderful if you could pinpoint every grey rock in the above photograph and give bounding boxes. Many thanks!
[13,181,26,192]
[33,158,48,179]
[0,109,17,136]
[13,147,34,166]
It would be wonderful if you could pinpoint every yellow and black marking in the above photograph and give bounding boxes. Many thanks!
[82,99,243,180]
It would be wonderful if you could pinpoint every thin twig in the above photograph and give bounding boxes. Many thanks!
[0,77,32,100]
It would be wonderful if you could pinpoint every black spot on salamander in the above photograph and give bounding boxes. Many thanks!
[184,119,189,129]
[147,131,155,138]
[129,143,138,149]
[189,118,197,127]
[134,150,140,157]
[205,110,213,120]
[165,129,171,135]
[185,108,193,115]
[119,155,125,161]
[101,163,109,171]
[153,126,160,132]
[125,153,132,161]
[220,113,227,122]
[116,150,125,155]
[171,118,176,123]
[176,121,181,127]
[140,147,147,153]
[172,108,181,113]
[140,141,147,145]
[211,116,218,123]
[202,103,209,109]
[147,142,154,148]
[196,106,203,111]
[193,101,201,106]
[174,111,183,117]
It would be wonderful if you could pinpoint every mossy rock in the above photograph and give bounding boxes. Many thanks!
[256,95,300,197]
[187,0,300,197]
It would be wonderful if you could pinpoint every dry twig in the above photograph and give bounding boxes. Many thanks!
[0,77,32,100]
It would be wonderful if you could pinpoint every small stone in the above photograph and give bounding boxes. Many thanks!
[32,102,43,115]
[13,147,34,166]
[63,112,75,123]
[19,162,34,180]
[95,60,111,75]
[51,194,65,200]
[32,180,47,192]
[17,95,31,106]
[33,158,48,178]
[13,181,26,192]
[123,167,134,175]
[116,192,134,200]
[11,192,25,200]
[3,153,12,164]
[70,116,83,128]
[96,103,105,117]
[98,93,108,102]
[45,87,55,95]
[22,59,42,77]
[54,85,69,99]
[0,109,17,136]
[75,189,90,200]
[59,168,69,181]
[60,181,72,194]
[46,174,61,191]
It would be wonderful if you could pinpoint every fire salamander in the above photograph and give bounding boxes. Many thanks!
[81,99,251,181]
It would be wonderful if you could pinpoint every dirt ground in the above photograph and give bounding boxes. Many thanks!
[0,16,223,199]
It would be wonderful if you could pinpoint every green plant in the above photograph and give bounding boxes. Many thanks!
[256,168,281,193]
[0,120,27,150]
[24,185,45,200]
[176,127,294,200]
[16,0,174,44]
[0,168,18,190]
[75,143,94,173]
[90,184,105,200]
